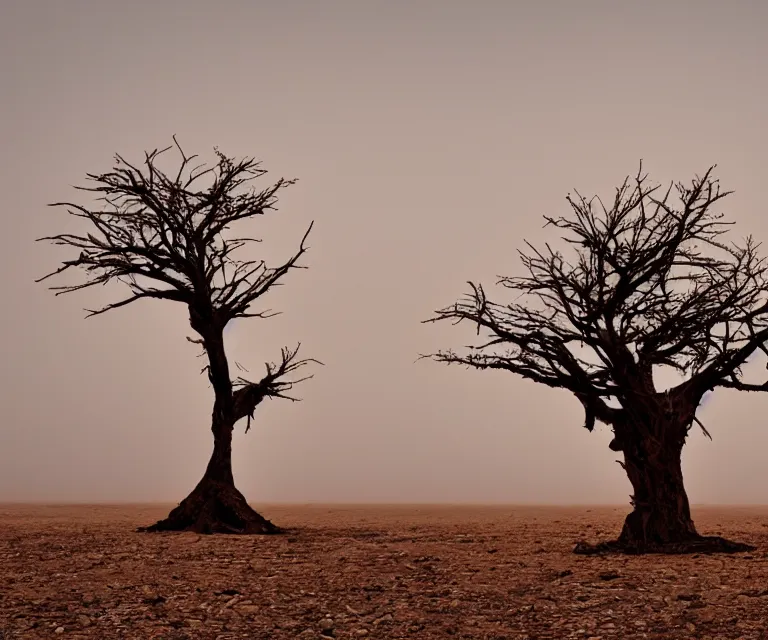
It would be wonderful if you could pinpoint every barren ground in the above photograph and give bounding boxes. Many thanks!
[2,504,768,639]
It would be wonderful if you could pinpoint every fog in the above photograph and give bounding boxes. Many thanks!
[1,0,767,505]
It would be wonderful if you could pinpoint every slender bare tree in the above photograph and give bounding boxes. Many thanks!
[426,164,766,554]
[38,138,319,534]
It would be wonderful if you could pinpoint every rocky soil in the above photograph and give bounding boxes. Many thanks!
[1,504,767,639]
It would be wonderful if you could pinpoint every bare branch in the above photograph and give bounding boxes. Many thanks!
[426,162,768,433]
[37,138,308,327]
[692,416,713,440]
[231,344,323,432]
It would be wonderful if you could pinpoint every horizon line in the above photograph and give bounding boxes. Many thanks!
[2,501,768,508]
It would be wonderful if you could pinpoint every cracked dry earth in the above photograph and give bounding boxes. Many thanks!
[2,505,768,640]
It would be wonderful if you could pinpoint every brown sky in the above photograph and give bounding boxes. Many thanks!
[1,0,767,504]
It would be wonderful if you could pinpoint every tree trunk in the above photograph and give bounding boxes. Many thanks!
[574,412,754,555]
[618,439,698,549]
[140,423,280,534]
[140,313,280,535]
[140,428,280,534]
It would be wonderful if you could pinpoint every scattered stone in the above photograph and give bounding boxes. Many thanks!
[237,604,260,614]
[141,585,166,605]
[696,609,716,623]
[373,613,393,625]
[599,571,621,581]
[3,505,768,638]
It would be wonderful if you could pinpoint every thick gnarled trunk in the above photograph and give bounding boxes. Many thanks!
[575,407,754,555]
[140,314,280,535]
[618,440,698,548]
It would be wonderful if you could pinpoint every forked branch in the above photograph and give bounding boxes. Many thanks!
[232,344,323,432]
[36,138,311,324]
[425,162,768,431]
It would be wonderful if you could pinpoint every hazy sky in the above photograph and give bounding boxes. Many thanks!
[1,0,766,505]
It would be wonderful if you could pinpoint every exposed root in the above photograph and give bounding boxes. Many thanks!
[573,535,755,556]
[138,478,281,535]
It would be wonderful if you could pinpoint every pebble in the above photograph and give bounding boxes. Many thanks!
[697,610,716,623]
[54,628,64,635]
[238,604,260,614]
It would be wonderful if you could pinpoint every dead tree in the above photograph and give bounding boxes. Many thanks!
[425,164,767,554]
[37,138,319,534]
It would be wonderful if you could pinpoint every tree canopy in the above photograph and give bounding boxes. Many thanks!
[427,164,768,434]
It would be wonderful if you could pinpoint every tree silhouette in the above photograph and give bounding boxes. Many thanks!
[38,138,319,534]
[426,164,766,554]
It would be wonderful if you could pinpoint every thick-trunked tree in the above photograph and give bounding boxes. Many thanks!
[426,165,766,554]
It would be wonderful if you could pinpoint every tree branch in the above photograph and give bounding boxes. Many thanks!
[425,162,768,431]
[231,344,323,432]
[37,138,308,328]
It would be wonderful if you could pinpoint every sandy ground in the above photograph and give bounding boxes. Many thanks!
[1,504,768,640]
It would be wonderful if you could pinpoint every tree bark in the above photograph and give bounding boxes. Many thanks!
[140,311,280,535]
[140,424,279,534]
[618,438,698,548]
[574,409,755,555]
